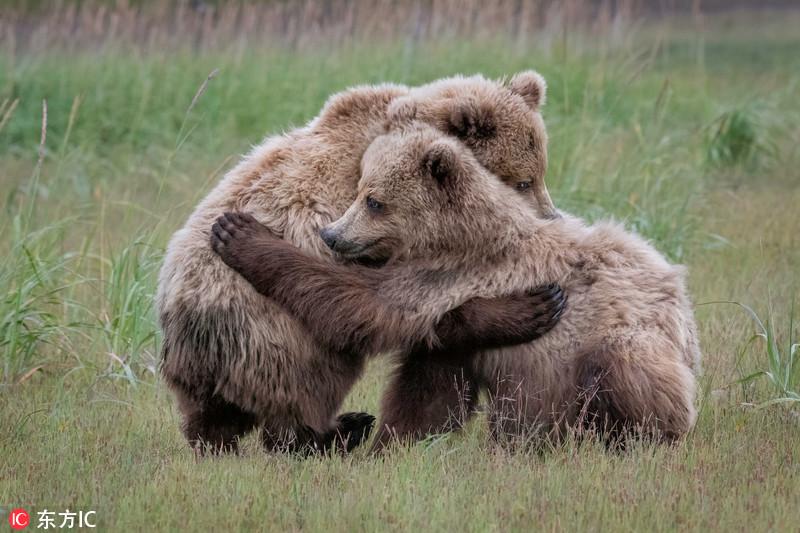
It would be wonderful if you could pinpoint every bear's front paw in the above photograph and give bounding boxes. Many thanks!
[210,212,270,273]
[520,283,567,338]
[333,411,376,453]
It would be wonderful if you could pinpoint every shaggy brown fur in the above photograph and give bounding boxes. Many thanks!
[211,213,565,449]
[210,122,701,449]
[211,212,565,357]
[158,72,561,454]
[212,211,566,447]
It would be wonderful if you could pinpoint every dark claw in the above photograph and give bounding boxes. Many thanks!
[218,216,234,233]
[211,221,231,243]
[527,284,567,338]
[529,283,558,298]
[553,295,568,320]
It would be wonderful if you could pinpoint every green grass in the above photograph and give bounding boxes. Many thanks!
[2,9,800,532]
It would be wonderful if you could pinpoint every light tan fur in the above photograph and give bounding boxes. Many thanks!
[326,123,701,442]
[157,72,556,448]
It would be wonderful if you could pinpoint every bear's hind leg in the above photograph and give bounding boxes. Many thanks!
[575,341,696,446]
[176,390,257,456]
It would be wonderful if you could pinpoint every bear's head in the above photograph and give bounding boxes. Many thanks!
[388,71,556,219]
[319,122,533,264]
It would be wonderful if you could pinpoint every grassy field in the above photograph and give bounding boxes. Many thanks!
[1,3,799,531]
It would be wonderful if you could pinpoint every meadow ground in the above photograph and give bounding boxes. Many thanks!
[1,4,799,531]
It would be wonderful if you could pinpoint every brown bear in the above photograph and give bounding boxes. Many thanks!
[158,72,564,454]
[210,120,701,449]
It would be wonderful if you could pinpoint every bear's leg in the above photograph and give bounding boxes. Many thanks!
[261,424,324,455]
[176,389,257,455]
[483,372,555,449]
[371,352,481,453]
[575,342,696,446]
[261,412,375,456]
[324,412,377,453]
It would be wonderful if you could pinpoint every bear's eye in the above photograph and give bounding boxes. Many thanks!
[366,196,384,213]
[516,181,531,192]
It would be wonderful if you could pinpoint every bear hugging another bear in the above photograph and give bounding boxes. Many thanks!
[158,71,570,455]
[160,71,700,456]
[211,120,700,450]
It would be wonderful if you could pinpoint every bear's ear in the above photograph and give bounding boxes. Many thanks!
[424,141,461,189]
[447,99,496,141]
[386,98,419,125]
[507,70,547,110]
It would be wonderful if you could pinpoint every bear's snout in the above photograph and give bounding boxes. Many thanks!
[319,226,371,257]
[319,226,340,251]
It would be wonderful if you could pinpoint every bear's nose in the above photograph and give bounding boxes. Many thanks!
[319,227,339,251]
